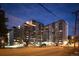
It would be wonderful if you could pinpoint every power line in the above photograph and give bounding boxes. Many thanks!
[38,3,60,19]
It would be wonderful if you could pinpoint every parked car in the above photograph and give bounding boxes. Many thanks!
[31,41,55,47]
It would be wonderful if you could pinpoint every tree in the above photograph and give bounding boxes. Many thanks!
[0,8,8,37]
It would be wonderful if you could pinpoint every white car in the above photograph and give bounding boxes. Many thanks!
[32,42,55,47]
[5,42,25,48]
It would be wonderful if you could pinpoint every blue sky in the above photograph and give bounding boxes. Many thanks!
[1,3,79,35]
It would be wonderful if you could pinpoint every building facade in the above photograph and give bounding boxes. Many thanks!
[8,19,68,46]
[20,20,44,43]
[47,20,68,44]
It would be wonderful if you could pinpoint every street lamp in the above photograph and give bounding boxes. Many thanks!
[18,25,23,44]
[72,36,74,39]
[1,38,5,48]
[1,40,4,44]
[7,33,10,46]
[72,36,75,48]
[18,25,20,29]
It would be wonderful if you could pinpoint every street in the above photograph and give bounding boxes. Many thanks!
[0,46,77,56]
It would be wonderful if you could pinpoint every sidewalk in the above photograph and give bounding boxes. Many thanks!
[70,48,79,56]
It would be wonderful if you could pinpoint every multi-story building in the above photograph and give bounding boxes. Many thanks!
[44,23,56,43]
[8,26,23,45]
[43,26,49,42]
[47,20,68,44]
[20,20,44,43]
[55,20,68,44]
[7,29,14,45]
[8,19,68,46]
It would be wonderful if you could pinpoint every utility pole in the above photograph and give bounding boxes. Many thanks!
[73,10,79,48]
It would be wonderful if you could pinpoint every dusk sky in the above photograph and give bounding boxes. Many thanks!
[1,3,79,35]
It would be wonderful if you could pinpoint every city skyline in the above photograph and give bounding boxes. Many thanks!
[1,3,79,35]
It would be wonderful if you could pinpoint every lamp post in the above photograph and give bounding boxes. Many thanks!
[72,36,75,48]
[7,33,10,46]
[18,25,22,43]
[17,25,22,43]
[0,36,5,48]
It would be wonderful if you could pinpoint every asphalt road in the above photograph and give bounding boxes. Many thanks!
[0,46,77,56]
